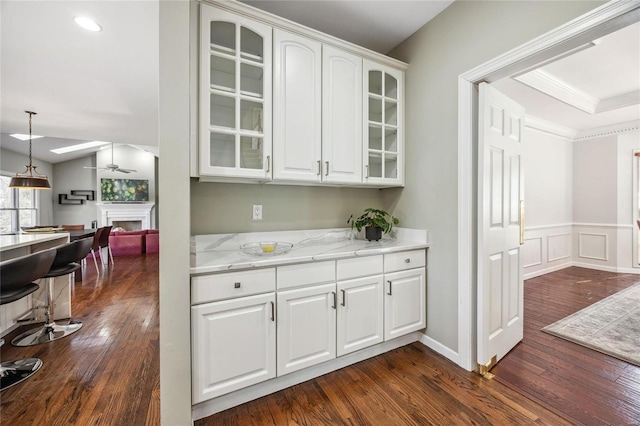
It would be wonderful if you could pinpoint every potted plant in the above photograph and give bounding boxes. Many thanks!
[347,208,399,241]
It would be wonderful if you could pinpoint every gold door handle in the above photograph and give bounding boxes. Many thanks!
[519,200,525,245]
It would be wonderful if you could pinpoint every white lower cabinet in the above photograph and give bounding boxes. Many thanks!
[277,282,336,375]
[191,249,426,406]
[384,268,426,341]
[191,292,276,403]
[336,275,384,356]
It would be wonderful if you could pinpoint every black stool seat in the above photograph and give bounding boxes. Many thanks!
[12,238,92,347]
[44,262,82,278]
[0,249,56,391]
[1,283,40,305]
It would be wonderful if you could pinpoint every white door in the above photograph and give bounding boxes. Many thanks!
[191,292,276,403]
[336,275,384,356]
[277,283,336,375]
[477,82,525,369]
[322,45,363,184]
[384,268,426,341]
[272,29,322,182]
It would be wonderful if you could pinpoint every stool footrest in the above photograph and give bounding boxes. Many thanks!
[12,320,83,347]
[1,358,43,391]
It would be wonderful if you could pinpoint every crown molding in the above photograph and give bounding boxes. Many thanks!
[597,89,640,113]
[516,69,599,114]
[574,119,640,140]
[526,116,640,141]
[525,115,577,140]
[516,68,640,115]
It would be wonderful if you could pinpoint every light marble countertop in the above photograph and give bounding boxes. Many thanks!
[0,232,70,252]
[191,228,429,274]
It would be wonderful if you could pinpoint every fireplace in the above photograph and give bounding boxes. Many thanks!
[97,203,154,230]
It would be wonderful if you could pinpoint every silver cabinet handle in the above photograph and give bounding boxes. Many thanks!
[387,280,392,296]
[365,164,369,178]
[405,259,411,264]
[266,155,271,173]
[325,161,329,176]
[341,289,346,306]
[317,160,321,175]
[270,301,275,321]
[234,282,241,288]
[331,291,337,309]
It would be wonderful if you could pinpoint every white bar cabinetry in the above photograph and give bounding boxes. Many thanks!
[191,249,425,405]
[196,2,405,187]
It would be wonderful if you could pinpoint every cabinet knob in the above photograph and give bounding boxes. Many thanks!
[405,259,411,264]
[234,282,241,288]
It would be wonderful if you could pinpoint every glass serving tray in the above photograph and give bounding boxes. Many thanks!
[241,241,293,256]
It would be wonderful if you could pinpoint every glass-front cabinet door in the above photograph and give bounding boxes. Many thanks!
[363,60,403,186]
[199,5,272,179]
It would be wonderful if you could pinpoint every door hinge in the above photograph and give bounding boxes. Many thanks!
[477,355,497,379]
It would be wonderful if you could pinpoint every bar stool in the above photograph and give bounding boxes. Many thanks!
[12,238,92,346]
[0,249,56,391]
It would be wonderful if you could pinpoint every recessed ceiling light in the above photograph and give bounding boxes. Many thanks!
[74,16,102,32]
[51,141,110,154]
[10,133,44,141]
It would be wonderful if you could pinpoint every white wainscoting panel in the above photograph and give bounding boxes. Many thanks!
[523,224,573,279]
[578,232,608,261]
[547,233,571,262]
[523,237,542,268]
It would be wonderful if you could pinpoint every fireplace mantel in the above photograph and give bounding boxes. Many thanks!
[97,203,155,230]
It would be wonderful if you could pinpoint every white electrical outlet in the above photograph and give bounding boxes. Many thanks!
[252,204,262,220]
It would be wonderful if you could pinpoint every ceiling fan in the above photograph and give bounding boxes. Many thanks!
[84,142,137,174]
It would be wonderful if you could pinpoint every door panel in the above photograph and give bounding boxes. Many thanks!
[478,82,525,368]
[272,29,322,182]
[337,275,384,356]
[277,283,336,375]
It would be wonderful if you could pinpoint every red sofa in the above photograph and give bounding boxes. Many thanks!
[109,229,159,256]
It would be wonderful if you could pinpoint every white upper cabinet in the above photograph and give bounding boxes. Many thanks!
[197,3,405,187]
[322,46,363,184]
[272,30,322,182]
[199,6,272,180]
[363,60,404,187]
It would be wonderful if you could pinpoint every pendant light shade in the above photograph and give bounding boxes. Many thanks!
[9,111,51,189]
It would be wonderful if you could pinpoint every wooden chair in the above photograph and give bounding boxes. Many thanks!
[62,224,84,230]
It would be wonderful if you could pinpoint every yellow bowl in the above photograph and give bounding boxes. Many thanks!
[260,242,276,253]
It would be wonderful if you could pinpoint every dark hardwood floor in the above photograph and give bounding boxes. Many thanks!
[493,267,640,425]
[0,254,160,425]
[2,256,638,425]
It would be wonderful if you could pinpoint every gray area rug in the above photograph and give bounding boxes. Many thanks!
[542,282,640,367]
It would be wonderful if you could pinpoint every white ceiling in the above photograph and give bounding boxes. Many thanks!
[493,21,640,133]
[240,0,454,54]
[0,0,159,163]
[0,1,637,165]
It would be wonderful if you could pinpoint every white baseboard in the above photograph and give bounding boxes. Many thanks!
[418,332,461,367]
[572,262,640,275]
[192,332,421,421]
[525,261,640,279]
[524,261,573,280]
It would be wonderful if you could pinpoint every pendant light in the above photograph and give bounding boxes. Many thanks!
[9,111,51,189]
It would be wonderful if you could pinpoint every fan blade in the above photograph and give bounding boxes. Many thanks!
[115,168,135,174]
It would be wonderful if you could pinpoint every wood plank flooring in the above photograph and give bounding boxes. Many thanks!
[0,254,160,425]
[493,267,640,425]
[2,256,638,425]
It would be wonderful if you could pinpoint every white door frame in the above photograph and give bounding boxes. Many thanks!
[456,0,640,371]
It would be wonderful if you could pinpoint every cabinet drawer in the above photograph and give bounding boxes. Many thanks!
[191,268,276,304]
[337,255,383,281]
[384,250,426,273]
[277,261,335,290]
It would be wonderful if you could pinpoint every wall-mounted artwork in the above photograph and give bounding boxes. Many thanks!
[100,179,149,202]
